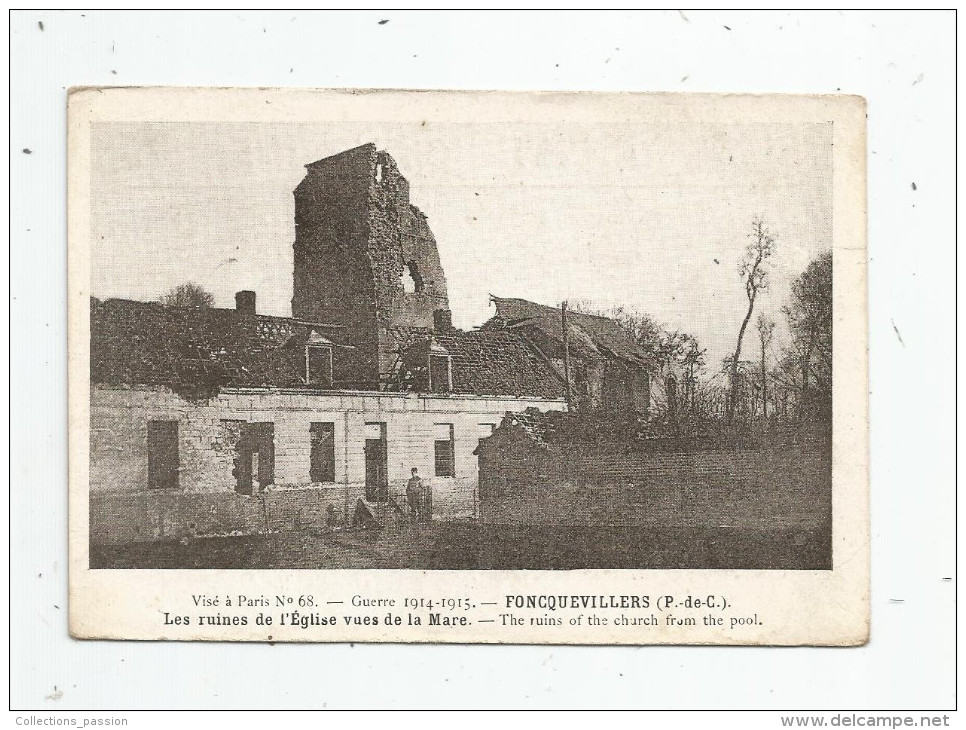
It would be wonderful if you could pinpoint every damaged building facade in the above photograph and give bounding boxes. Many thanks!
[291,143,452,390]
[90,144,570,545]
[482,297,655,415]
[89,143,659,547]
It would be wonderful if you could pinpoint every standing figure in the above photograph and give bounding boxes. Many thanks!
[406,468,422,523]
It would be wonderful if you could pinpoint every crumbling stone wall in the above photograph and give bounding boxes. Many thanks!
[478,438,831,531]
[291,143,449,390]
[89,384,566,544]
[292,144,380,389]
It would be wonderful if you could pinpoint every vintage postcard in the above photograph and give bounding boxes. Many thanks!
[68,88,868,644]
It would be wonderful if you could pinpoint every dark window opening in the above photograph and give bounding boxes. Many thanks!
[147,420,179,490]
[364,422,388,502]
[403,261,424,293]
[666,375,678,416]
[429,354,452,393]
[233,422,275,495]
[306,345,333,387]
[310,422,336,483]
[434,423,455,477]
[575,363,591,397]
[634,369,651,416]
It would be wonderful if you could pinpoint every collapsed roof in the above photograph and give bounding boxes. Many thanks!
[91,298,567,402]
[90,298,347,400]
[484,296,651,367]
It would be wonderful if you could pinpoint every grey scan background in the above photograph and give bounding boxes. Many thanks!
[10,9,955,710]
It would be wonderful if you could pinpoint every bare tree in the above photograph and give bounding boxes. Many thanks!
[159,282,215,308]
[659,330,706,412]
[783,251,832,420]
[769,347,806,419]
[756,313,775,419]
[570,302,705,380]
[727,217,776,423]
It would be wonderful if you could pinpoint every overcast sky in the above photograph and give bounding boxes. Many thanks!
[90,119,831,370]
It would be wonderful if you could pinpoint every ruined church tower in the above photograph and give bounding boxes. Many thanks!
[292,143,450,390]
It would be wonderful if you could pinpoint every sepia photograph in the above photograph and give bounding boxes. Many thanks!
[86,106,834,572]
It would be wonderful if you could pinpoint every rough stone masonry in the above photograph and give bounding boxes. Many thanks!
[292,143,451,390]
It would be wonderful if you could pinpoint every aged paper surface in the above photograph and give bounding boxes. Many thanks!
[68,88,867,644]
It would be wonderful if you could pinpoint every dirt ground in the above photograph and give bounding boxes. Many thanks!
[91,445,832,570]
[90,517,829,570]
[90,520,480,570]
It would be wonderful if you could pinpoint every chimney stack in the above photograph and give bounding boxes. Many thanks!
[235,290,256,315]
[433,308,453,332]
